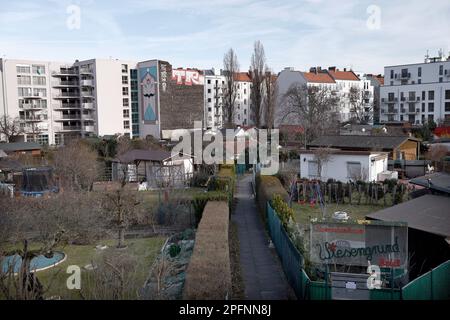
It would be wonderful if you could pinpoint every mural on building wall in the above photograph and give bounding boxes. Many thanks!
[140,66,158,123]
[172,68,204,86]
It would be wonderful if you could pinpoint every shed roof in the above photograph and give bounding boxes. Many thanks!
[0,142,42,152]
[115,149,173,163]
[409,172,450,194]
[309,135,420,150]
[366,194,450,237]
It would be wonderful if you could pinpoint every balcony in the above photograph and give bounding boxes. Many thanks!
[54,114,82,121]
[56,125,82,132]
[53,103,80,110]
[54,92,79,99]
[79,67,94,75]
[80,79,94,87]
[82,102,94,109]
[83,125,95,132]
[407,96,420,102]
[381,97,398,103]
[52,80,79,87]
[20,116,42,122]
[445,69,450,77]
[21,103,44,110]
[52,69,78,76]
[383,108,398,114]
[80,91,94,98]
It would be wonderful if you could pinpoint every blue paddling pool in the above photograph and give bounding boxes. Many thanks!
[1,252,66,273]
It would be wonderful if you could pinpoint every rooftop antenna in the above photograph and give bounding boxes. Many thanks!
[425,50,430,63]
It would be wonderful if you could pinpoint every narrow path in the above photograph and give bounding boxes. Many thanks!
[232,174,295,300]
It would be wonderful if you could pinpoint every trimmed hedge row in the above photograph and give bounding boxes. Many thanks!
[183,201,231,300]
[255,175,289,224]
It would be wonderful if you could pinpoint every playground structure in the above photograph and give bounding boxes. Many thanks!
[20,167,58,197]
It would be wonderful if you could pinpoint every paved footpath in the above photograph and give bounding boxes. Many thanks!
[232,174,295,300]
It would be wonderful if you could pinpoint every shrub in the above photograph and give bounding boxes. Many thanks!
[256,175,289,223]
[169,243,181,257]
[183,201,231,299]
[271,194,295,228]
[192,191,229,226]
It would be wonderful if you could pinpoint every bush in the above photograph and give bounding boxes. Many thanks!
[183,201,231,299]
[256,175,289,223]
[271,194,295,228]
[169,243,181,257]
[192,191,229,226]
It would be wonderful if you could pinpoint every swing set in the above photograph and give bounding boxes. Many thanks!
[291,179,326,218]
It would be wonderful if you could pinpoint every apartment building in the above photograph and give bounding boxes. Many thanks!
[380,53,450,125]
[0,58,139,145]
[275,66,375,127]
[204,69,225,129]
[234,72,252,126]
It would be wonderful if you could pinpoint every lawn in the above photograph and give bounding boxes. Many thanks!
[292,202,386,226]
[1,236,166,300]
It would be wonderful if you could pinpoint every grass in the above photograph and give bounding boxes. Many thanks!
[229,221,245,300]
[292,202,383,226]
[1,237,165,300]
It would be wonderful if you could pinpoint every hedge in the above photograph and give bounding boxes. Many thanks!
[183,201,231,299]
[255,175,289,224]
[192,191,229,226]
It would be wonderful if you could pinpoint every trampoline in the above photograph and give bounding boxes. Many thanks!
[1,251,66,273]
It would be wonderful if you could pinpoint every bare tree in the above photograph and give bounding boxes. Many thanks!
[53,139,101,191]
[250,40,266,128]
[281,84,340,147]
[312,147,332,180]
[263,70,277,129]
[0,116,24,142]
[348,86,373,124]
[222,48,239,128]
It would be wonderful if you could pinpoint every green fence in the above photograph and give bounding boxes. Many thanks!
[402,260,450,300]
[266,201,450,300]
[267,203,306,299]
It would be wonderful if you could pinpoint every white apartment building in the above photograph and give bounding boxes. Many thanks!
[204,69,225,129]
[275,66,375,127]
[204,70,252,129]
[0,58,139,145]
[380,53,450,125]
[234,72,252,127]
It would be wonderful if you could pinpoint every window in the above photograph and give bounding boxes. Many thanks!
[445,102,450,112]
[244,89,247,94]
[122,87,129,96]
[122,76,128,84]
[428,103,434,112]
[308,161,319,178]
[388,93,395,101]
[244,109,247,115]
[422,91,426,100]
[439,65,443,75]
[439,77,443,83]
[32,65,46,75]
[446,90,450,100]
[208,89,211,93]
[207,79,211,84]
[428,114,434,122]
[208,98,212,102]
[33,88,47,97]
[390,70,394,79]
[418,79,421,84]
[123,98,129,107]
[123,109,130,118]
[208,107,212,112]
[17,75,31,85]
[418,67,422,77]
[33,76,46,85]
[428,90,434,100]
[18,87,32,97]
[16,65,31,73]
[121,64,128,73]
[347,162,362,179]
[244,99,247,105]
[123,120,130,129]
[422,103,425,112]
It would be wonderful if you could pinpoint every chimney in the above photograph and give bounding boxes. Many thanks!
[343,68,347,72]
[317,66,322,72]
[309,67,316,73]
[328,66,336,72]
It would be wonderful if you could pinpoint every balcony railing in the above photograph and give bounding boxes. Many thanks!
[82,102,94,109]
[54,92,79,98]
[53,104,81,109]
[55,114,81,121]
[52,69,78,76]
[19,116,43,122]
[79,68,94,74]
[58,125,82,131]
[52,80,79,87]
[21,103,45,110]
[396,72,411,79]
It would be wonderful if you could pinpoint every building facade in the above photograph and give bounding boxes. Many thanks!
[0,58,139,145]
[204,69,225,129]
[137,60,205,140]
[275,66,376,127]
[380,53,450,125]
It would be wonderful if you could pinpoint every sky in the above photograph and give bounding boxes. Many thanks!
[0,0,449,75]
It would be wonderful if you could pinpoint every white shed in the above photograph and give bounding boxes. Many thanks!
[299,149,388,182]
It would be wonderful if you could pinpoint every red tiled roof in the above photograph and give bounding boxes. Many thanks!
[328,70,360,81]
[234,72,252,82]
[375,75,384,85]
[302,72,335,84]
